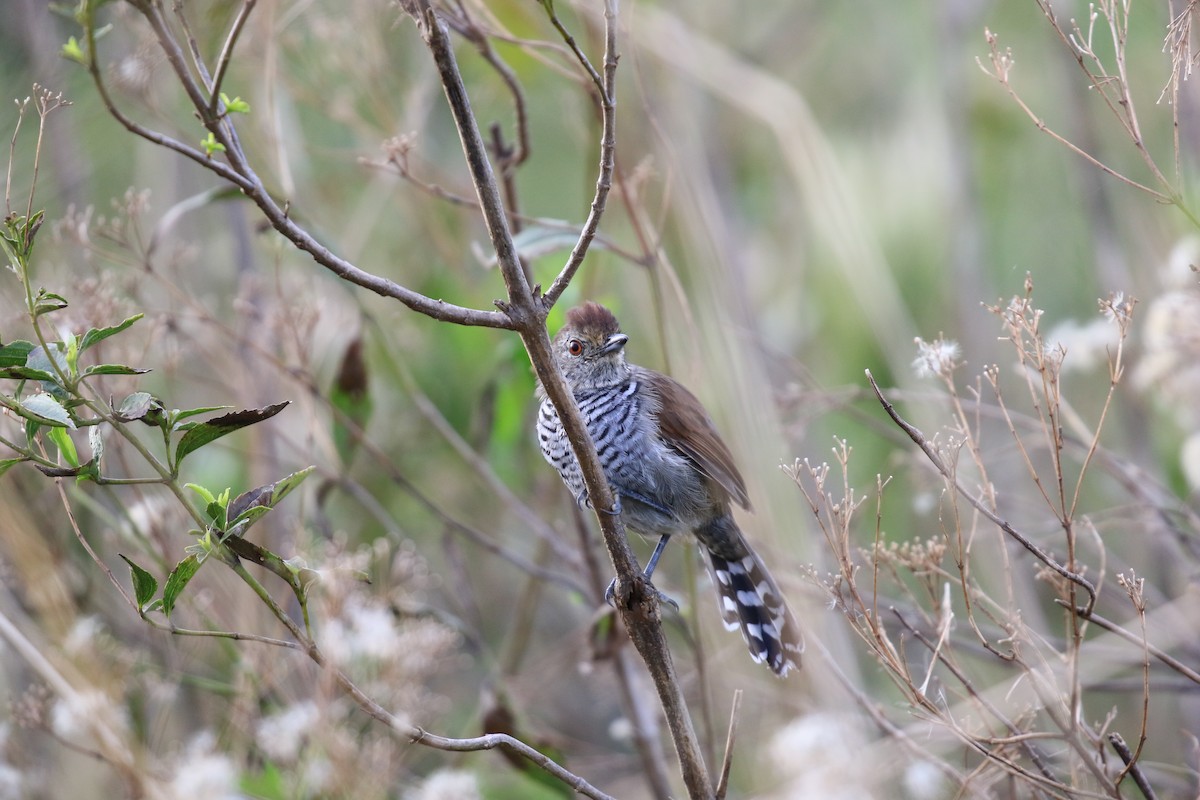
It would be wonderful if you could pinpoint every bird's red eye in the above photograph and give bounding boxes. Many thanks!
[567,339,583,356]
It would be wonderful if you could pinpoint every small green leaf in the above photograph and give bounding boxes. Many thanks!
[61,35,86,64]
[119,554,159,609]
[116,391,153,417]
[219,93,251,114]
[0,341,35,368]
[63,331,79,375]
[0,457,29,478]
[47,426,79,467]
[201,132,226,156]
[81,363,150,378]
[162,554,202,617]
[185,482,217,506]
[173,401,290,469]
[169,405,232,425]
[20,393,74,428]
[32,290,68,318]
[80,313,143,352]
[227,466,316,530]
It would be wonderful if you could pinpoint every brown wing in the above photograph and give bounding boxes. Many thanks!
[640,368,752,510]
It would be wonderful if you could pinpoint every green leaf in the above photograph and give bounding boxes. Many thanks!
[173,401,290,469]
[81,363,150,378]
[226,466,316,531]
[0,457,29,478]
[119,554,159,609]
[32,289,68,318]
[169,405,232,425]
[61,35,86,64]
[0,341,35,368]
[20,393,74,428]
[219,93,251,114]
[63,331,78,376]
[185,482,217,506]
[47,426,79,467]
[0,365,57,381]
[80,313,143,352]
[162,554,202,617]
[201,132,226,156]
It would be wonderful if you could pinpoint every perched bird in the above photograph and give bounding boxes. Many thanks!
[536,302,803,676]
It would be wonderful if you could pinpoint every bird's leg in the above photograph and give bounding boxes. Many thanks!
[642,534,670,580]
[604,534,678,611]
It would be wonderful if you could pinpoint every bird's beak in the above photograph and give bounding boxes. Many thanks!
[598,333,628,356]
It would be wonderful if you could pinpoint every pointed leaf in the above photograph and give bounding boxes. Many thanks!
[162,554,202,617]
[173,401,290,468]
[81,363,150,378]
[20,394,74,428]
[119,554,159,609]
[47,426,79,467]
[79,313,143,352]
[32,290,68,318]
[0,341,35,368]
[0,457,29,478]
[169,405,233,425]
[0,365,57,381]
[227,466,315,529]
[185,483,217,506]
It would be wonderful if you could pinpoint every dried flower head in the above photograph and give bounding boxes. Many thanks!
[912,336,961,379]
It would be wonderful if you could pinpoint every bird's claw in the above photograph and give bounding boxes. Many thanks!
[604,575,679,611]
[576,492,622,517]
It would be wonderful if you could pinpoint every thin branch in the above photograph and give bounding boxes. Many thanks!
[714,690,742,800]
[541,0,619,308]
[208,0,259,116]
[1055,601,1200,686]
[1108,733,1159,800]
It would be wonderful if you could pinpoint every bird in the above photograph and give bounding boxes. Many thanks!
[536,302,803,676]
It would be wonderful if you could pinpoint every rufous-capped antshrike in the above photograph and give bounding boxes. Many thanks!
[536,302,803,676]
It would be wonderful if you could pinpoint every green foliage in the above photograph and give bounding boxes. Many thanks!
[201,132,226,156]
[161,554,201,617]
[119,554,158,610]
[219,93,250,114]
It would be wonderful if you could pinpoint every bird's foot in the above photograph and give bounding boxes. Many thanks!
[598,496,622,516]
[604,575,679,611]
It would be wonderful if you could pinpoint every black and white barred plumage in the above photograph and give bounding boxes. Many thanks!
[537,303,803,676]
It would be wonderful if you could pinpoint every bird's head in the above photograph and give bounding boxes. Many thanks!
[552,302,630,389]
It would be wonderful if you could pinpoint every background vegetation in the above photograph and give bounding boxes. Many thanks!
[1,0,1198,797]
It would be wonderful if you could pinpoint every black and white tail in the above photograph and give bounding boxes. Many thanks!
[708,550,804,676]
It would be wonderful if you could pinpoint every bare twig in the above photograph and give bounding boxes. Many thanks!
[539,0,619,309]
[1108,732,1158,800]
[714,690,742,800]
[208,0,258,116]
